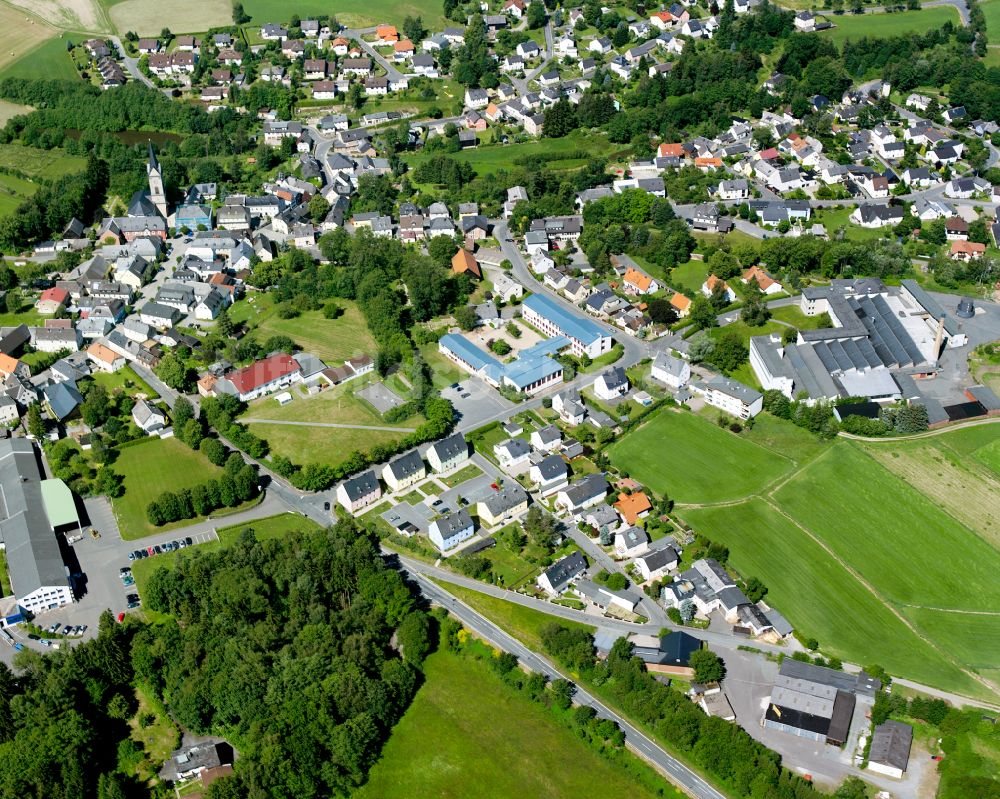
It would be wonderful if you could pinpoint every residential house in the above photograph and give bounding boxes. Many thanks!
[337,470,382,514]
[554,474,609,515]
[692,375,763,418]
[530,424,562,452]
[615,525,650,558]
[382,450,427,492]
[478,481,529,527]
[529,454,570,497]
[214,353,302,401]
[132,399,167,434]
[651,351,690,389]
[702,274,736,302]
[428,509,476,552]
[426,432,470,473]
[86,342,125,373]
[635,544,679,581]
[742,265,783,295]
[594,367,629,401]
[614,491,652,525]
[36,287,69,315]
[537,550,587,595]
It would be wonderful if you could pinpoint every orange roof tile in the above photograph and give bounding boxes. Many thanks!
[0,353,20,376]
[670,292,691,311]
[451,248,482,278]
[614,491,653,524]
[658,143,684,158]
[623,266,653,292]
[695,156,722,168]
[742,265,778,291]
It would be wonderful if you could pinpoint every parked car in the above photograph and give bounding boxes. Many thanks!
[47,623,59,634]
[146,546,155,556]
[116,612,125,623]
[153,545,162,555]
[185,537,193,546]
[127,551,136,561]
[62,625,74,635]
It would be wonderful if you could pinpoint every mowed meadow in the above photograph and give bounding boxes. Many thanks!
[612,408,1000,700]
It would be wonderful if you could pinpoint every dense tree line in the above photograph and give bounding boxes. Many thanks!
[0,612,138,799]
[540,625,833,799]
[134,519,429,797]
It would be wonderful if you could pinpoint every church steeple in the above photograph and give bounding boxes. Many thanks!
[147,141,167,218]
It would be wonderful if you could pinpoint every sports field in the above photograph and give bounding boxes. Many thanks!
[818,7,959,46]
[355,647,670,799]
[241,0,448,30]
[229,294,377,367]
[606,409,794,504]
[112,436,228,539]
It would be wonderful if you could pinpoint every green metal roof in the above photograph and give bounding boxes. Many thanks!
[40,479,79,529]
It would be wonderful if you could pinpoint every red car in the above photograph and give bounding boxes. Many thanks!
[116,612,125,623]
[490,482,499,490]
[147,546,155,556]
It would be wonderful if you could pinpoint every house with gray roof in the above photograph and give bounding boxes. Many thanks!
[529,453,569,497]
[336,470,382,514]
[554,473,608,515]
[477,481,529,527]
[382,450,426,493]
[426,433,470,473]
[537,550,587,594]
[868,720,913,779]
[428,509,475,552]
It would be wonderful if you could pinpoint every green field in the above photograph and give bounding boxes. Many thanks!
[241,0,447,29]
[774,443,1000,612]
[668,260,710,294]
[606,409,794,504]
[0,33,80,82]
[241,378,419,427]
[679,499,983,696]
[355,647,671,799]
[983,0,1000,43]
[91,365,158,398]
[247,422,410,467]
[230,294,376,366]
[0,173,38,216]
[901,607,1000,673]
[817,7,959,46]
[112,437,233,538]
[0,143,86,178]
[404,129,630,177]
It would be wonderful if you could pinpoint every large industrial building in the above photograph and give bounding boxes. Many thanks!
[750,278,969,403]
[764,660,881,746]
[0,439,75,614]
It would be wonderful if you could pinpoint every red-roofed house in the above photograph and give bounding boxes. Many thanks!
[758,147,781,162]
[701,274,736,302]
[36,287,70,315]
[741,265,784,295]
[218,353,302,401]
[950,240,986,261]
[622,266,659,295]
[451,248,482,279]
[658,143,684,158]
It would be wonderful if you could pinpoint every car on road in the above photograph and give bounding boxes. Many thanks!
[127,551,136,561]
[185,536,193,546]
[153,545,162,555]
[461,393,471,399]
[323,501,330,511]
[146,546,155,556]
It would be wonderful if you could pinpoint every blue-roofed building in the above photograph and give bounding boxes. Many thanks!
[175,203,213,231]
[439,332,567,395]
[521,293,613,358]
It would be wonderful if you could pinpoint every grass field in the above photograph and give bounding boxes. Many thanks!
[355,647,671,799]
[982,0,1000,43]
[112,437,228,539]
[679,499,983,696]
[817,7,959,46]
[901,607,1000,673]
[91,365,158,398]
[0,143,86,177]
[404,129,629,178]
[774,443,1000,612]
[741,412,830,463]
[109,0,230,34]
[230,294,376,366]
[769,305,828,330]
[0,29,80,82]
[242,0,448,29]
[0,5,62,75]
[606,409,794,504]
[0,173,38,216]
[241,379,419,428]
[247,422,410,467]
[668,260,710,294]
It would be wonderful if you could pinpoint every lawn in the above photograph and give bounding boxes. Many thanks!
[420,343,466,389]
[668,260,710,294]
[91,365,158,399]
[478,545,539,589]
[247,422,410,467]
[441,463,482,488]
[809,206,888,242]
[112,437,228,539]
[901,607,1000,673]
[606,408,794,504]
[769,305,828,330]
[354,647,669,799]
[230,294,376,367]
[0,549,10,595]
[774,443,1000,612]
[126,684,180,782]
[742,412,831,464]
[981,0,1000,43]
[710,318,785,347]
[0,30,80,82]
[404,129,630,178]
[439,579,596,652]
[242,0,448,28]
[0,173,40,217]
[240,378,419,428]
[679,499,985,698]
[817,6,959,46]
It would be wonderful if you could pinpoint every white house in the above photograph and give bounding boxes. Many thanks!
[635,545,679,582]
[529,454,569,497]
[494,437,532,474]
[530,424,562,452]
[651,351,690,389]
[537,551,587,595]
[701,275,736,302]
[691,375,763,419]
[131,399,167,434]
[614,525,649,558]
[428,509,475,552]
[554,474,608,515]
[594,367,629,401]
[382,450,427,492]
[552,387,587,425]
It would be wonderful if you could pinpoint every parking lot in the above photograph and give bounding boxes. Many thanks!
[440,379,514,430]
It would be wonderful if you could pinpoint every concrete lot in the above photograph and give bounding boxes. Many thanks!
[357,380,405,413]
[440,378,514,429]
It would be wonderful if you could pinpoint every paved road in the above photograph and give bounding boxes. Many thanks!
[342,27,407,82]
[110,36,156,89]
[409,570,728,799]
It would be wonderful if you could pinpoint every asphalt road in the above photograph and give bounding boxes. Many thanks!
[409,569,728,799]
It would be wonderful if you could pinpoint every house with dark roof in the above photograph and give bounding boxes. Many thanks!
[529,453,569,497]
[382,450,426,492]
[868,720,913,779]
[428,509,475,552]
[635,544,678,581]
[554,474,608,515]
[537,550,588,594]
[426,433,470,473]
[594,366,629,400]
[477,481,529,527]
[336,470,382,514]
[630,630,701,673]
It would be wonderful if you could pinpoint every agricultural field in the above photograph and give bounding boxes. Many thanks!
[112,436,233,539]
[774,443,1000,613]
[355,647,668,799]
[679,499,983,697]
[0,143,86,177]
[0,100,31,127]
[0,32,80,82]
[405,129,629,178]
[107,0,230,34]
[0,5,62,77]
[817,7,959,46]
[240,0,449,29]
[606,409,794,504]
[7,0,108,32]
[228,294,377,367]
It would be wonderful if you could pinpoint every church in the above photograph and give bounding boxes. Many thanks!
[127,143,168,219]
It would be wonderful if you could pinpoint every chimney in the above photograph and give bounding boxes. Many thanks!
[933,315,946,363]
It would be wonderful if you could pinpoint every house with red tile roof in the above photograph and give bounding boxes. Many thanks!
[215,353,302,401]
[741,265,784,295]
[36,287,70,315]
